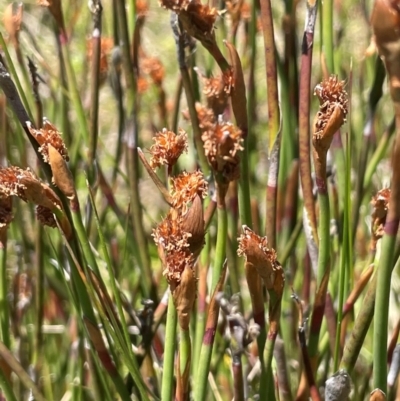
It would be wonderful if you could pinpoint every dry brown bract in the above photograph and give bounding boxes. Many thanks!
[371,187,391,247]
[149,128,188,171]
[237,225,284,294]
[27,121,69,163]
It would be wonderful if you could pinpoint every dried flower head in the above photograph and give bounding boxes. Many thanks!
[27,120,69,163]
[0,166,61,211]
[0,196,13,230]
[199,73,229,115]
[0,166,36,201]
[141,56,165,86]
[238,225,284,293]
[153,209,196,286]
[36,205,57,228]
[153,210,191,254]
[3,3,23,48]
[149,128,188,171]
[182,103,216,134]
[313,76,348,154]
[371,187,391,247]
[170,170,208,213]
[202,118,243,181]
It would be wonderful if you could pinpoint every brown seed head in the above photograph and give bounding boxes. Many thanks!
[170,170,208,213]
[149,128,188,170]
[237,225,284,292]
[202,118,243,181]
[183,103,216,133]
[313,75,348,154]
[371,187,391,247]
[27,120,69,163]
[200,73,229,115]
[0,166,61,211]
[160,0,217,34]
[0,166,36,201]
[153,209,191,254]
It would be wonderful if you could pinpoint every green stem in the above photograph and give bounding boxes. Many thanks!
[373,107,400,393]
[177,327,191,400]
[195,191,227,400]
[161,294,177,401]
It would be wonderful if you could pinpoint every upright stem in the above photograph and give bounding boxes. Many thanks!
[373,107,400,393]
[161,294,177,401]
[298,0,318,244]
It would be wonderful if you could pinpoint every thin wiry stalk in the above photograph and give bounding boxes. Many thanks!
[161,294,177,401]
[88,0,103,179]
[116,0,154,299]
[298,0,318,245]
[259,0,281,250]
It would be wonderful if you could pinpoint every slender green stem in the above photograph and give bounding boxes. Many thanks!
[373,107,400,392]
[195,195,227,400]
[177,327,191,400]
[60,37,90,144]
[161,294,177,401]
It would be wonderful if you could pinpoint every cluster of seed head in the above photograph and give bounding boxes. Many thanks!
[314,76,348,140]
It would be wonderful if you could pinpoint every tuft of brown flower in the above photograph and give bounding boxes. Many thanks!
[198,72,230,115]
[237,225,284,293]
[170,170,208,213]
[0,166,62,211]
[149,128,188,171]
[202,118,243,181]
[153,209,192,256]
[313,75,348,154]
[27,120,69,163]
[182,103,216,134]
[371,187,391,248]
[160,0,217,35]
